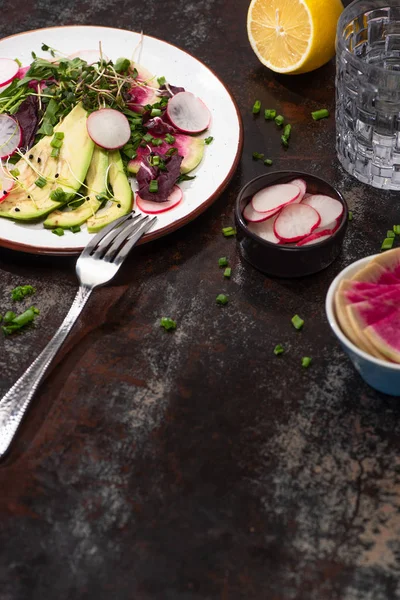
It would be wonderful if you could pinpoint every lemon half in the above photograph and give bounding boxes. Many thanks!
[247,0,344,75]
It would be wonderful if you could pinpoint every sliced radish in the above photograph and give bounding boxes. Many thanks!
[302,194,343,229]
[289,178,306,201]
[274,203,320,242]
[251,183,300,213]
[314,215,342,234]
[243,201,280,223]
[0,114,21,159]
[0,165,14,200]
[248,215,280,244]
[166,91,211,134]
[296,230,332,246]
[68,49,110,64]
[86,109,131,150]
[136,185,182,214]
[0,58,19,87]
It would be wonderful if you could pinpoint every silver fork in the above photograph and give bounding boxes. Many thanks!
[0,212,157,458]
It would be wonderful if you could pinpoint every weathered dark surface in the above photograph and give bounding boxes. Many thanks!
[1,1,400,599]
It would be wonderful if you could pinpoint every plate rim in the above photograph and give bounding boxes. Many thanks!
[0,24,243,256]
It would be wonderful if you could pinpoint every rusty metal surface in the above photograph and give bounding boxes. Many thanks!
[2,1,400,599]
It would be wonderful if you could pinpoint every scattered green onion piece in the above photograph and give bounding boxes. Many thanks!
[152,155,160,166]
[11,285,35,302]
[166,147,178,156]
[311,108,329,121]
[160,317,177,331]
[54,132,64,140]
[222,227,236,237]
[50,137,63,148]
[218,257,228,267]
[151,138,163,146]
[12,306,39,328]
[204,136,213,145]
[381,237,394,251]
[151,108,162,117]
[275,115,284,127]
[291,314,304,330]
[252,152,264,160]
[52,227,65,237]
[301,357,312,368]
[252,100,261,114]
[165,133,175,144]
[4,311,16,323]
[70,225,81,233]
[264,109,276,120]
[51,148,60,158]
[281,136,289,148]
[34,176,47,188]
[394,225,400,235]
[10,168,19,178]
[348,211,353,221]
[143,133,153,143]
[223,267,231,278]
[216,294,229,305]
[273,344,284,355]
[149,180,158,193]
[387,230,395,238]
[264,159,273,166]
[157,76,166,86]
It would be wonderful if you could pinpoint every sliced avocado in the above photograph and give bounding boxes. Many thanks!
[127,133,205,175]
[44,146,109,229]
[0,103,94,221]
[87,150,133,233]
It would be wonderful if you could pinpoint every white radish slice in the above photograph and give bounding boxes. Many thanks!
[0,165,14,200]
[136,185,182,214]
[166,91,211,134]
[243,201,280,223]
[0,114,22,159]
[0,58,19,87]
[86,109,131,150]
[251,183,300,213]
[302,194,343,228]
[289,178,306,201]
[274,203,320,242]
[296,231,332,246]
[248,215,280,244]
[68,50,110,64]
[314,215,342,234]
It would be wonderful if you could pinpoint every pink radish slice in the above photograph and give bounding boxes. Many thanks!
[274,203,320,242]
[251,183,300,213]
[0,167,14,200]
[243,201,280,223]
[289,178,306,201]
[0,114,21,158]
[86,109,131,150]
[0,58,19,87]
[302,194,343,228]
[248,215,280,244]
[314,216,342,234]
[296,230,332,246]
[68,50,110,64]
[136,185,182,214]
[166,91,211,134]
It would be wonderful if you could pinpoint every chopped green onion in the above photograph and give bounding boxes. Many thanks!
[273,344,284,355]
[252,100,261,114]
[157,76,166,86]
[204,136,213,145]
[4,311,16,323]
[50,188,66,202]
[151,138,163,146]
[53,132,64,140]
[283,124,291,140]
[218,257,228,267]
[34,176,47,188]
[11,285,35,301]
[151,155,160,166]
[301,356,312,368]
[281,136,289,148]
[291,314,304,330]
[165,133,175,144]
[2,306,40,335]
[222,227,236,237]
[166,147,178,156]
[264,159,273,166]
[275,115,284,127]
[223,267,232,278]
[149,180,158,193]
[151,108,162,117]
[394,225,400,235]
[50,147,60,158]
[264,109,276,120]
[52,227,65,237]
[216,294,229,305]
[348,211,353,221]
[143,133,153,143]
[50,137,63,148]
[387,230,395,238]
[311,109,329,121]
[160,317,177,331]
[252,152,264,160]
[10,168,19,178]
[70,225,81,233]
[381,237,394,251]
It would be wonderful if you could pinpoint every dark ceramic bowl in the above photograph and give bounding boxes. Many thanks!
[235,171,348,278]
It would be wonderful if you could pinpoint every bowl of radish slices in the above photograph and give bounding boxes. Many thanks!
[235,171,348,278]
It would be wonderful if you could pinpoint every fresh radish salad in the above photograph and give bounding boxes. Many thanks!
[242,178,344,246]
[0,45,212,232]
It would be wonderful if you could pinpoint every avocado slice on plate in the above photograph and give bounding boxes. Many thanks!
[0,103,94,221]
[44,145,108,229]
[87,150,133,233]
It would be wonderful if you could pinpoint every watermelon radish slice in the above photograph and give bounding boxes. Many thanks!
[0,114,22,159]
[166,92,211,134]
[86,109,131,150]
[127,133,204,175]
[128,64,160,109]
[352,262,400,285]
[247,214,280,244]
[338,280,400,302]
[243,202,280,223]
[274,203,320,242]
[136,185,182,214]
[372,248,400,280]
[296,230,331,246]
[347,295,399,331]
[289,178,306,201]
[251,183,300,213]
[302,194,343,229]
[0,58,19,87]
[364,310,400,363]
[0,166,14,200]
[68,50,110,64]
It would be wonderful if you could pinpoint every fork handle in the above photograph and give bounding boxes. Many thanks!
[0,285,92,458]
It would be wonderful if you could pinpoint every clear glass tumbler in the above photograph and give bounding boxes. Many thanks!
[336,1,400,190]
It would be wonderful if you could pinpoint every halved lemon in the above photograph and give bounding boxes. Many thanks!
[247,0,344,75]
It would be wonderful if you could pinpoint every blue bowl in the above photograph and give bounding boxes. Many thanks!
[325,255,400,396]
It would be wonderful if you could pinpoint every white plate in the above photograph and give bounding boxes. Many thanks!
[0,25,243,255]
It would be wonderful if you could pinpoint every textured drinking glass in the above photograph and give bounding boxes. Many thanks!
[336,1,400,190]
